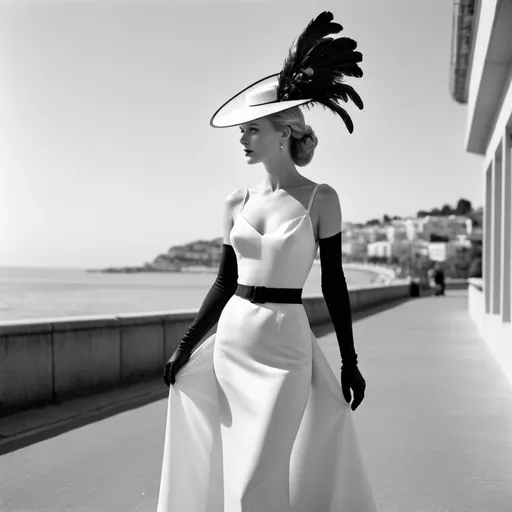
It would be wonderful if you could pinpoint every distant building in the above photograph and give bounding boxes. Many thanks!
[453,234,472,247]
[354,225,389,244]
[411,240,429,257]
[417,215,472,240]
[404,218,423,241]
[367,240,410,258]
[428,242,457,262]
[386,224,408,242]
[342,240,367,257]
[367,241,392,258]
[468,228,483,244]
[450,0,512,384]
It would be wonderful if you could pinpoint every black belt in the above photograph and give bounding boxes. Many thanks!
[235,284,303,304]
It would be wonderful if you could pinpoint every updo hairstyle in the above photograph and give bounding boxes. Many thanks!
[266,107,319,167]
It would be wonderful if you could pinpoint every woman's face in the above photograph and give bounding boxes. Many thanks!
[239,116,283,165]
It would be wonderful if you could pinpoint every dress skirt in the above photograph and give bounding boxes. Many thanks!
[157,294,378,512]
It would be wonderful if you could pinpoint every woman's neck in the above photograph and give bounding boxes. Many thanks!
[261,161,309,192]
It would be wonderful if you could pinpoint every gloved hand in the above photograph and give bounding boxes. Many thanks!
[341,364,366,411]
[319,231,364,411]
[163,345,192,387]
[162,243,238,388]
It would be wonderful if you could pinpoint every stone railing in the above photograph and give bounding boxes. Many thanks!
[445,277,470,290]
[0,282,411,418]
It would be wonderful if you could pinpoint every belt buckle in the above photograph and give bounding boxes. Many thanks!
[249,285,266,304]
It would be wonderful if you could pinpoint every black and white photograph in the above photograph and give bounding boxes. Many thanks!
[1,0,511,511]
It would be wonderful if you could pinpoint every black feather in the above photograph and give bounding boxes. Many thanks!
[276,11,364,133]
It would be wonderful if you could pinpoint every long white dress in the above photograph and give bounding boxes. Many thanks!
[157,183,378,512]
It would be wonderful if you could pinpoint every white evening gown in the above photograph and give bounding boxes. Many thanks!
[157,183,378,512]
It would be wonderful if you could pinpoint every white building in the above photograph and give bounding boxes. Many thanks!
[356,225,388,243]
[403,218,424,241]
[342,240,368,257]
[451,0,512,384]
[417,215,472,240]
[367,240,411,259]
[367,241,393,258]
[386,224,408,242]
[428,242,457,262]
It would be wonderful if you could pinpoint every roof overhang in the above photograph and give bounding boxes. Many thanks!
[450,0,512,155]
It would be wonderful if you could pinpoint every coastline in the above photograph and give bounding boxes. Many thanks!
[87,260,396,283]
[0,264,397,322]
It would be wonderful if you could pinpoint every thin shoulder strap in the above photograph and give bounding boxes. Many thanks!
[239,188,250,214]
[306,183,323,213]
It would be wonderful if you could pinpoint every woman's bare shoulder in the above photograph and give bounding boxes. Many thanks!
[317,183,338,201]
[225,187,246,208]
[316,184,341,239]
[223,188,247,225]
[222,188,246,245]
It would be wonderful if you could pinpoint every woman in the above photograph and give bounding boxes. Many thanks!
[158,11,378,512]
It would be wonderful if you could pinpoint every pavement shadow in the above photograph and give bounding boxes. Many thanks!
[0,383,169,456]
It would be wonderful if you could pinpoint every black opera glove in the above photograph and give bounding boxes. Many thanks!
[341,364,366,412]
[319,231,366,411]
[163,346,192,387]
[163,244,238,387]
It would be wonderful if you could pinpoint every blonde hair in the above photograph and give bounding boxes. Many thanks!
[266,107,319,167]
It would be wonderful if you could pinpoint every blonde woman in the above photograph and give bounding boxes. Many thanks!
[158,11,378,512]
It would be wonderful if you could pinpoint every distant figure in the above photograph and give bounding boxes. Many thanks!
[433,263,445,296]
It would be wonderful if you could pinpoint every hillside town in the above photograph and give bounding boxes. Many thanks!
[340,207,483,280]
[99,199,483,280]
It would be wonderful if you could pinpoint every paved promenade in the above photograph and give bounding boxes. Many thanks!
[1,290,511,511]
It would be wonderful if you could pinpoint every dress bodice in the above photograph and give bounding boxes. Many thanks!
[230,183,322,289]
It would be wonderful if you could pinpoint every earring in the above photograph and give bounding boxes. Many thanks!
[280,142,283,151]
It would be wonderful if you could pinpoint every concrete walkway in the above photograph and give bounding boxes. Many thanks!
[341,290,512,512]
[1,290,512,512]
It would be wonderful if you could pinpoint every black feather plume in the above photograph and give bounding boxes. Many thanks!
[276,11,363,133]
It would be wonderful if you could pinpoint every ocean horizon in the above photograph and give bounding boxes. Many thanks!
[0,265,382,322]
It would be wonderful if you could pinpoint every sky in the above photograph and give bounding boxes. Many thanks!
[0,0,484,269]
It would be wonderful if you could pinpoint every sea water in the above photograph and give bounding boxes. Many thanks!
[0,264,380,322]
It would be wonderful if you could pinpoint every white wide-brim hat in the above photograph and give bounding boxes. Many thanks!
[209,73,313,129]
[208,11,364,133]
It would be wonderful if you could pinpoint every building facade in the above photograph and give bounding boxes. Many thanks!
[427,242,458,262]
[451,0,512,384]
